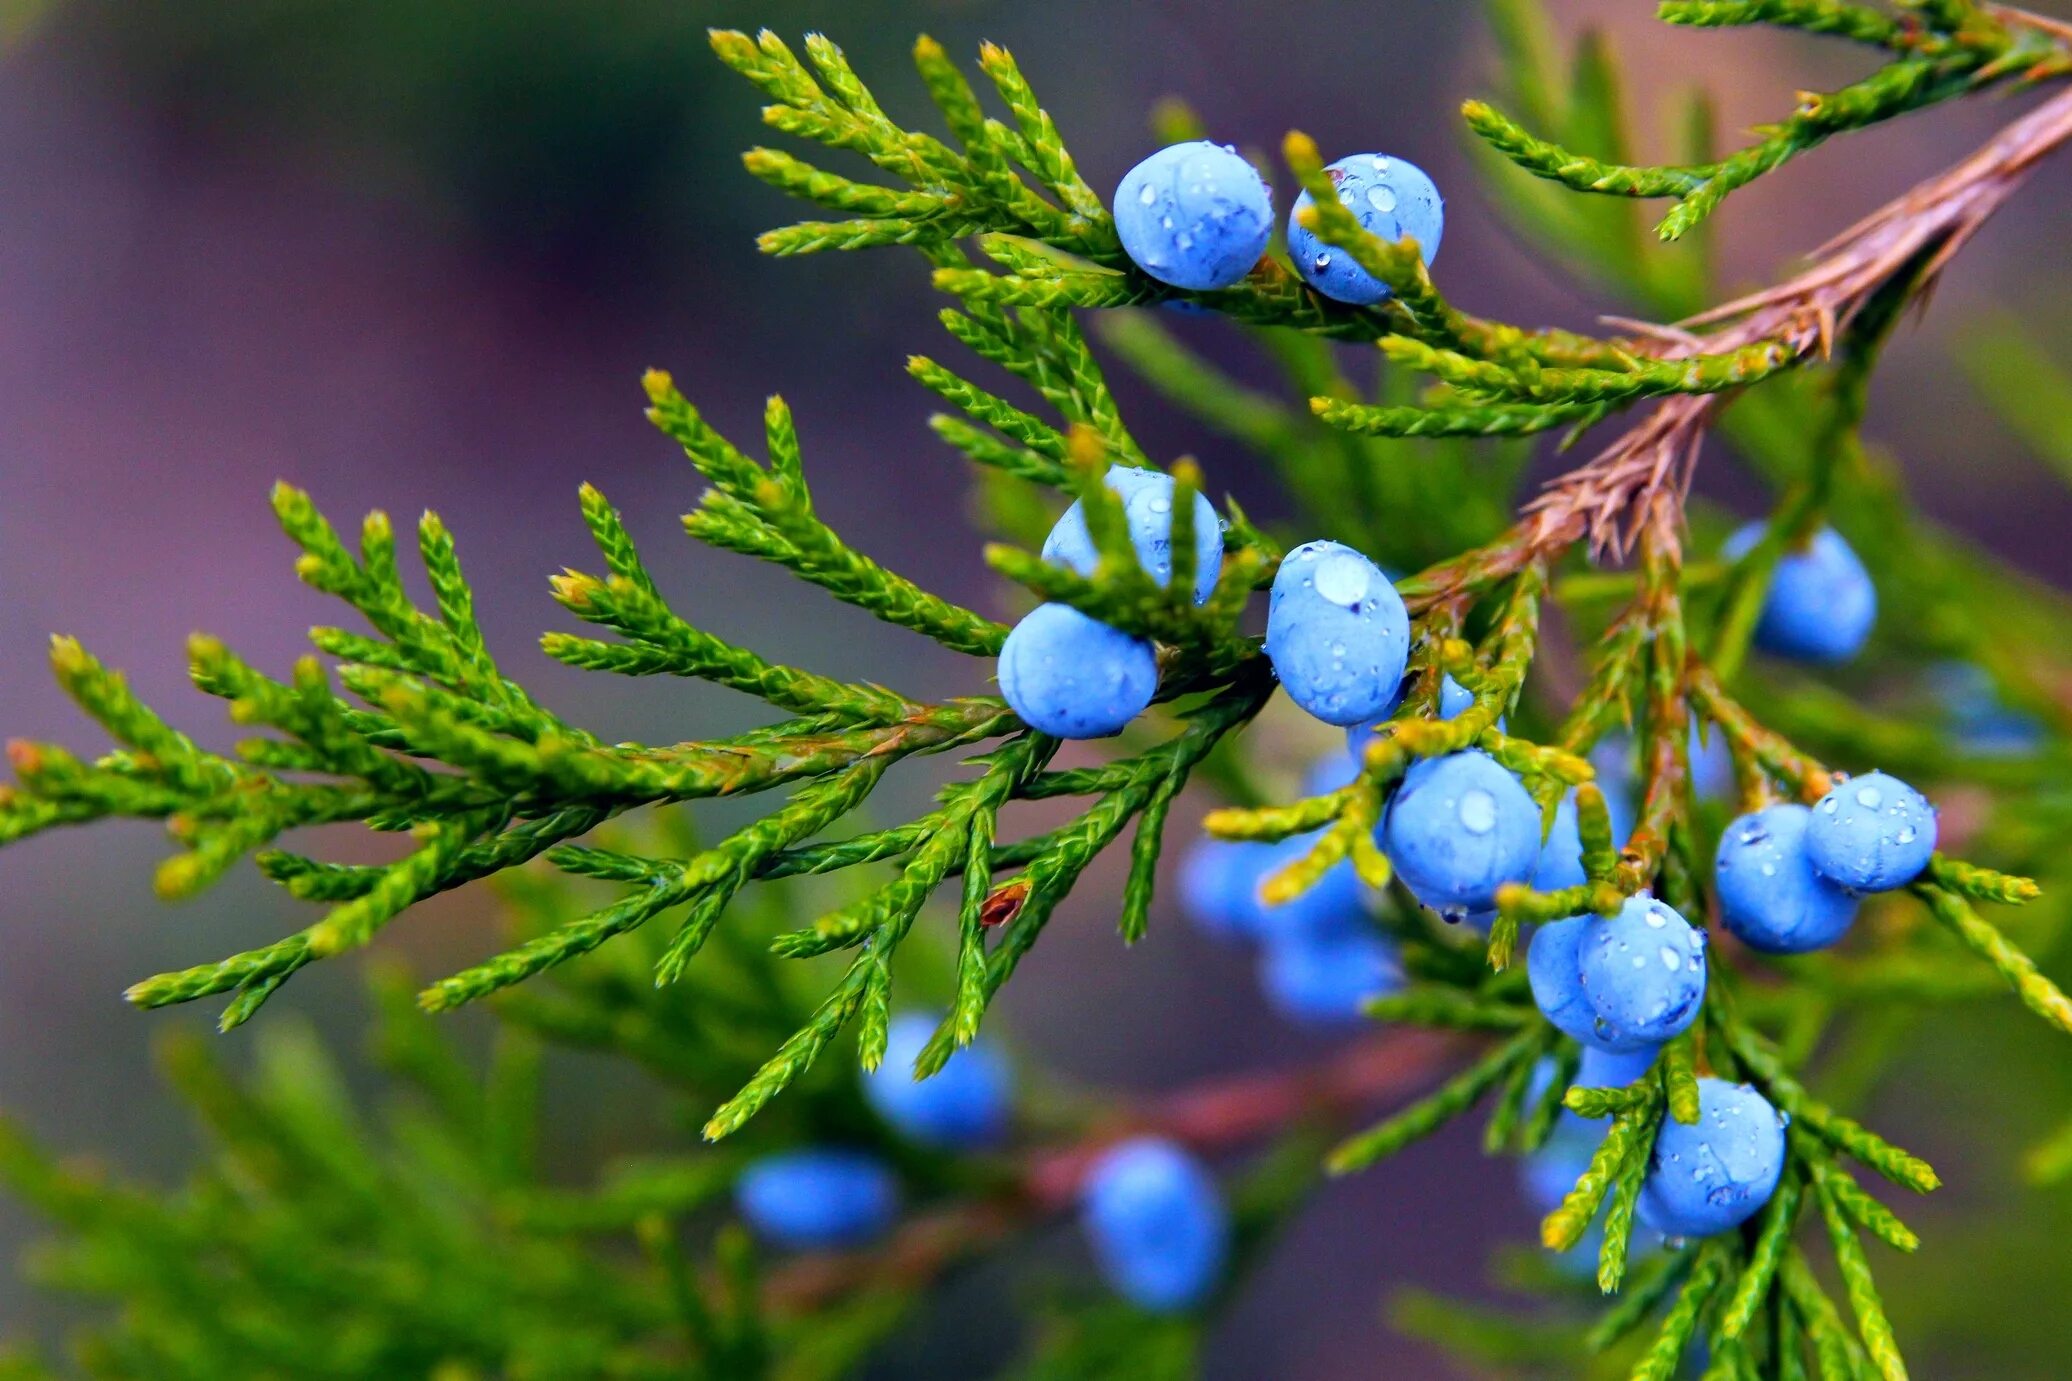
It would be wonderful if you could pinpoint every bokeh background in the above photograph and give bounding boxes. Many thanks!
[2,1,2071,1375]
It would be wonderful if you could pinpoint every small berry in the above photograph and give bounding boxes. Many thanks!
[1080,1137,1229,1311]
[1574,1043,1661,1104]
[1928,661,2042,756]
[1576,895,1708,1051]
[1258,927,1401,1026]
[1805,770,1936,892]
[1113,141,1274,291]
[1287,154,1444,305]
[1251,830,1368,942]
[1303,747,1361,798]
[1265,541,1410,727]
[735,1149,900,1250]
[998,602,1157,739]
[1591,726,1730,804]
[1382,750,1540,917]
[1530,901,1708,1052]
[1532,787,1633,894]
[1520,1114,1599,1216]
[1637,1078,1787,1238]
[1527,916,1600,1047]
[1715,804,1857,954]
[1177,835,1275,941]
[864,1012,1012,1150]
[1178,830,1363,943]
[1043,465,1224,603]
[1437,673,1474,721]
[1724,523,1876,663]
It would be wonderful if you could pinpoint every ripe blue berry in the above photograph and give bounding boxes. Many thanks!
[1530,901,1707,1052]
[735,1149,900,1250]
[1265,541,1410,727]
[1304,747,1361,798]
[1177,836,1275,941]
[1592,726,1730,803]
[1113,141,1274,291]
[1637,1079,1787,1238]
[1043,465,1224,604]
[1258,927,1401,1027]
[1929,661,2041,756]
[1437,672,1475,721]
[1520,1115,1599,1216]
[1080,1137,1229,1311]
[1575,1043,1661,1104]
[1577,895,1708,1050]
[1724,523,1876,663]
[1805,771,1936,891]
[1287,154,1444,305]
[1251,831,1368,943]
[1532,788,1633,894]
[864,1012,1012,1150]
[1527,916,1600,1047]
[1177,830,1363,943]
[998,602,1157,740]
[1715,804,1858,954]
[1382,750,1540,917]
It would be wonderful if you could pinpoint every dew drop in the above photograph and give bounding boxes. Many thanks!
[1146,496,1171,515]
[1138,183,1158,207]
[1855,786,1883,808]
[1312,252,1333,272]
[1313,553,1373,607]
[1370,156,1390,173]
[1896,826,1917,844]
[1644,909,1667,929]
[1366,184,1398,215]
[1660,946,1682,971]
[1458,789,1497,835]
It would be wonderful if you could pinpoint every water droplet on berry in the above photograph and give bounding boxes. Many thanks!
[1856,786,1883,808]
[1896,826,1917,844]
[1366,185,1398,214]
[1759,863,1775,877]
[1371,156,1389,173]
[1312,252,1332,272]
[1458,789,1497,835]
[1146,496,1171,515]
[1313,554,1372,607]
[1644,909,1666,929]
[1138,183,1158,207]
[1660,946,1682,971]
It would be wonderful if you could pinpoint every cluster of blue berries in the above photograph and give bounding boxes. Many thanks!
[1523,896,1794,1241]
[733,1014,1231,1310]
[1114,141,1443,304]
[998,465,1222,739]
[1716,771,1937,954]
[1521,1058,1790,1246]
[1529,895,1709,1055]
[1180,800,1402,1028]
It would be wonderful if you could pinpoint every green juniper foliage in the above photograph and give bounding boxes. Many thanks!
[6,0,2072,1375]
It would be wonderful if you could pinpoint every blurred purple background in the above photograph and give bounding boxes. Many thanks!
[2,1,2070,1373]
